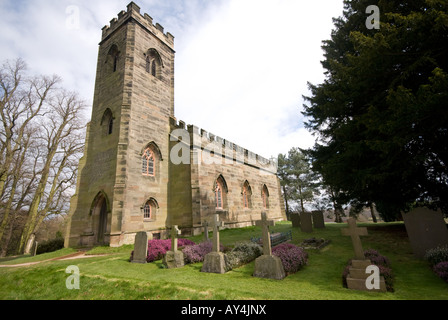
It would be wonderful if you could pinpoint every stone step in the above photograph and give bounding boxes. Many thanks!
[351,259,372,269]
[349,267,370,279]
[346,276,387,292]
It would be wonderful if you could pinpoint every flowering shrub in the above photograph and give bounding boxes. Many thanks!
[272,243,308,274]
[364,249,391,267]
[130,238,195,263]
[433,261,448,283]
[224,242,262,271]
[183,241,214,264]
[425,245,448,267]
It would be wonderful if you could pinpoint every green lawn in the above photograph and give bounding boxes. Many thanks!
[0,222,447,300]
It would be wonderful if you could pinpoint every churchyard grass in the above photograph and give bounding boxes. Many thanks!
[0,222,447,300]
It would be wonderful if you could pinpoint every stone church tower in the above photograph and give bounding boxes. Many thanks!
[66,2,286,248]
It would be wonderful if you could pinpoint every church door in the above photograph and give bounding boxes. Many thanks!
[95,197,108,245]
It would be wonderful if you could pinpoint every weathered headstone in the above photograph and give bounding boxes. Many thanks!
[341,218,386,292]
[403,207,448,259]
[163,225,185,268]
[300,212,313,233]
[290,213,300,228]
[312,211,325,229]
[253,212,285,280]
[131,231,148,264]
[201,214,226,274]
[202,220,209,241]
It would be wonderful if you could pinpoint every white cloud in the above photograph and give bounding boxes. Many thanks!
[0,0,344,158]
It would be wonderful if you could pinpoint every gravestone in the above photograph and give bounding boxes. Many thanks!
[341,218,386,292]
[403,207,448,259]
[341,217,368,260]
[312,211,325,229]
[300,212,313,233]
[163,225,185,268]
[253,212,285,280]
[201,214,226,274]
[290,213,300,228]
[131,231,148,264]
[202,220,209,241]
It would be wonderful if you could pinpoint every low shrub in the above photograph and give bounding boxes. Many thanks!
[130,238,196,262]
[224,242,262,271]
[182,241,221,264]
[424,245,448,267]
[272,243,308,274]
[36,237,65,255]
[433,261,448,283]
[364,249,391,267]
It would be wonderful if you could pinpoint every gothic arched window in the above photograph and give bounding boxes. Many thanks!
[262,184,269,209]
[142,148,155,176]
[142,198,158,220]
[145,48,162,79]
[242,180,252,209]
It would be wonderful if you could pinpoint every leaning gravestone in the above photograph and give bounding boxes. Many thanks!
[403,207,448,259]
[341,217,386,292]
[290,213,300,228]
[253,212,285,280]
[300,212,313,233]
[131,231,148,264]
[163,225,185,268]
[201,214,226,274]
[31,241,38,257]
[312,211,325,229]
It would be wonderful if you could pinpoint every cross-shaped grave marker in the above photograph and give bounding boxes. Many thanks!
[211,213,225,252]
[163,225,184,269]
[253,212,285,280]
[255,211,275,256]
[170,225,181,252]
[341,217,368,260]
[201,213,226,274]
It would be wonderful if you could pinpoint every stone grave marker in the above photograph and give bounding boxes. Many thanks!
[300,212,313,233]
[312,211,325,229]
[341,217,386,292]
[253,212,285,280]
[131,231,148,264]
[163,225,185,268]
[201,213,226,274]
[402,207,448,258]
[290,213,300,228]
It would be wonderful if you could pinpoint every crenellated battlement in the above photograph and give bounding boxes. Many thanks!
[170,117,277,174]
[101,2,174,49]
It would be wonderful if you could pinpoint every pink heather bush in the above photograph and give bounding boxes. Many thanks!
[144,238,195,262]
[272,243,308,274]
[433,261,448,283]
[183,241,213,264]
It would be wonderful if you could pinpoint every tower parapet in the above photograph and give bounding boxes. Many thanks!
[101,2,175,50]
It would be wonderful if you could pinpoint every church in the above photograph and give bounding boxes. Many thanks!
[65,2,286,247]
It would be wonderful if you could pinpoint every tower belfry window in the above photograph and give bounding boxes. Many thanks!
[145,49,162,79]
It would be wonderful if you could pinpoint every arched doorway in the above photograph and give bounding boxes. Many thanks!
[90,191,110,245]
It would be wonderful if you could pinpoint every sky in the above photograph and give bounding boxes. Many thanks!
[0,0,345,160]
